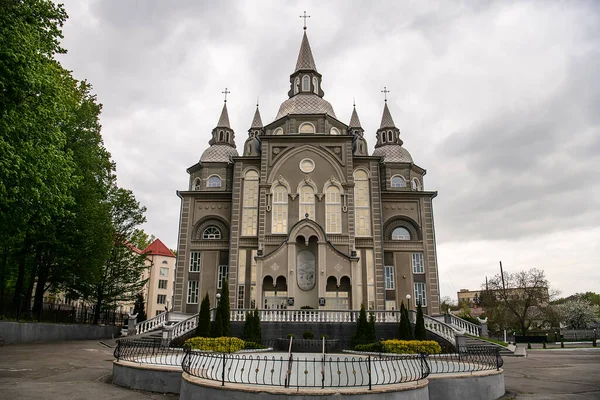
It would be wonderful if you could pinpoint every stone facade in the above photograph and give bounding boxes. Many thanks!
[174,30,441,316]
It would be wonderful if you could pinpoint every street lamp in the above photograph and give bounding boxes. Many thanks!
[406,294,411,310]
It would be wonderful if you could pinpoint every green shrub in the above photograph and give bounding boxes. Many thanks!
[381,339,441,354]
[414,302,426,341]
[352,304,376,346]
[303,331,314,339]
[354,342,383,352]
[320,334,329,340]
[287,333,295,339]
[242,308,262,343]
[184,337,244,353]
[243,341,266,350]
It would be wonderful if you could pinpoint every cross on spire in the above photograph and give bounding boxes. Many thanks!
[222,87,230,103]
[300,11,310,30]
[381,86,390,102]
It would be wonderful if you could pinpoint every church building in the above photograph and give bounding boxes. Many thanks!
[174,27,441,316]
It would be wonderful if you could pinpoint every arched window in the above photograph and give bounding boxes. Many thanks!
[382,133,386,143]
[294,77,300,94]
[302,75,310,91]
[193,178,201,191]
[412,178,421,191]
[392,227,411,240]
[202,226,221,239]
[330,127,340,135]
[391,175,406,188]
[219,130,224,141]
[299,185,315,221]
[353,170,371,236]
[299,122,315,134]
[207,175,221,188]
[273,127,283,135]
[326,186,341,233]
[272,184,288,234]
[242,170,259,236]
[312,77,319,94]
[388,131,393,142]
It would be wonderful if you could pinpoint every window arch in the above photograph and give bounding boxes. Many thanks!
[353,169,371,236]
[325,186,341,233]
[391,175,406,188]
[272,184,288,234]
[219,130,224,141]
[294,77,300,94]
[382,133,386,143]
[412,178,421,191]
[312,77,319,94]
[388,131,393,142]
[207,175,221,188]
[193,178,201,191]
[299,184,315,221]
[330,127,340,135]
[202,226,221,239]
[273,127,283,135]
[242,170,259,236]
[302,75,310,91]
[299,122,315,134]
[392,227,411,240]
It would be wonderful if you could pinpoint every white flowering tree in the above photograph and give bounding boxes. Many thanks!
[560,299,599,329]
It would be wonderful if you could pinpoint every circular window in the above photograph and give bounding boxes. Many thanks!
[299,158,315,173]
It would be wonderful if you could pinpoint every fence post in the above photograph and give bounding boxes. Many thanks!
[495,348,500,371]
[368,355,372,390]
[221,352,226,386]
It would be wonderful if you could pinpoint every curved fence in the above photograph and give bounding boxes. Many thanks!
[114,338,185,366]
[427,346,503,374]
[182,351,429,388]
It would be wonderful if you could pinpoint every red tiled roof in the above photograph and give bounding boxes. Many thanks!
[143,238,176,258]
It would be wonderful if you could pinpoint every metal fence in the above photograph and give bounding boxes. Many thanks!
[182,351,429,389]
[4,301,125,326]
[114,338,186,366]
[427,346,503,374]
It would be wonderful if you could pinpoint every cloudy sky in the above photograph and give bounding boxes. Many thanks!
[56,1,599,301]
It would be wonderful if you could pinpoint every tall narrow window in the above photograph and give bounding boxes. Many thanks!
[189,251,201,272]
[187,281,199,304]
[412,178,421,191]
[366,249,375,310]
[312,77,319,94]
[237,250,246,308]
[242,170,259,236]
[414,282,427,306]
[299,185,315,221]
[325,186,341,233]
[294,77,300,94]
[193,178,201,191]
[272,185,288,234]
[384,265,395,290]
[217,265,229,289]
[412,253,424,274]
[250,249,257,308]
[354,170,371,236]
[302,75,310,91]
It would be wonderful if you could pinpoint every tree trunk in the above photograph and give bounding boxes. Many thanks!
[0,245,7,315]
[23,245,41,318]
[32,250,50,317]
[12,231,30,316]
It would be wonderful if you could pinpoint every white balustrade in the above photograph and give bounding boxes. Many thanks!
[447,314,481,337]
[170,313,199,339]
[135,311,169,335]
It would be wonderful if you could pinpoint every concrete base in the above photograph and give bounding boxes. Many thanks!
[428,369,505,400]
[112,361,182,394]
[0,321,121,344]
[180,373,429,400]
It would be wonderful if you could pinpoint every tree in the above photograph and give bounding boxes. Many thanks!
[133,293,147,322]
[130,229,156,251]
[414,302,427,340]
[196,293,211,337]
[242,308,262,343]
[559,299,599,329]
[352,304,370,346]
[483,267,555,335]
[440,296,457,313]
[220,278,231,337]
[397,301,413,340]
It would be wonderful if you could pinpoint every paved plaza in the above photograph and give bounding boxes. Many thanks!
[0,340,599,399]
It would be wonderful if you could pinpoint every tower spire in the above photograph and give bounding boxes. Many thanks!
[294,31,317,72]
[216,102,231,128]
[380,102,396,129]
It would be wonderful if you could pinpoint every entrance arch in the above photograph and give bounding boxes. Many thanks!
[325,276,351,310]
[263,275,288,309]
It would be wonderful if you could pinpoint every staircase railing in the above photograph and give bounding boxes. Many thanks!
[446,314,481,337]
[135,311,169,335]
[170,312,199,339]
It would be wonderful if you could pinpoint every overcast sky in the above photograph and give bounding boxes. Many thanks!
[56,1,599,301]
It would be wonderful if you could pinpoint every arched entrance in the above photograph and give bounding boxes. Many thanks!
[324,276,351,310]
[262,275,288,309]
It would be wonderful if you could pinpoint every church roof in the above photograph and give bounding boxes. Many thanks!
[217,103,231,128]
[295,31,317,72]
[250,106,263,129]
[143,238,175,258]
[200,143,238,163]
[380,102,396,129]
[349,106,362,128]
[373,145,413,163]
[275,94,336,120]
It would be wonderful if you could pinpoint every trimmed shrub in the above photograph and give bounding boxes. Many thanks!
[196,293,211,337]
[303,331,314,339]
[354,342,383,352]
[381,339,442,354]
[242,308,262,344]
[320,334,329,340]
[184,337,244,353]
[287,333,295,339]
[243,341,266,350]
[414,302,426,341]
[397,301,412,340]
[352,304,376,346]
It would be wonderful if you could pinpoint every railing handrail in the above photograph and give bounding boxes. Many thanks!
[135,310,169,335]
[447,313,481,337]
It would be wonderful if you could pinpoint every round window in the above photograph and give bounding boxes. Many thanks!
[299,158,315,173]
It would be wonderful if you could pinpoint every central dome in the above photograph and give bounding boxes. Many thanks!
[200,144,238,163]
[275,94,337,120]
[373,146,413,163]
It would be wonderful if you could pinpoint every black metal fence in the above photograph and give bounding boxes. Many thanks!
[114,338,185,366]
[4,302,125,326]
[182,351,429,389]
[428,346,503,373]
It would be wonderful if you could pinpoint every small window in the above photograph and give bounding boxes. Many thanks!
[294,77,300,95]
[189,251,200,272]
[273,127,283,135]
[207,175,221,188]
[414,282,427,306]
[187,281,199,304]
[330,127,340,135]
[202,226,221,239]
[160,267,169,276]
[217,265,229,289]
[157,294,166,304]
[302,75,310,91]
[384,266,395,290]
[219,131,224,141]
[412,253,424,274]
[388,131,393,142]
[312,77,319,94]
[162,260,168,264]
[391,175,406,188]
[412,178,421,191]
[392,227,411,240]
[382,134,386,143]
[158,279,168,289]
[299,158,315,173]
[299,122,315,134]
[193,179,201,191]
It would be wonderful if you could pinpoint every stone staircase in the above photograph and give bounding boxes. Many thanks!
[463,335,517,356]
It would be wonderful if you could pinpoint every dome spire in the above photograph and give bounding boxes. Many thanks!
[349,104,362,128]
[380,102,396,129]
[250,101,263,129]
[295,31,317,72]
[216,87,231,128]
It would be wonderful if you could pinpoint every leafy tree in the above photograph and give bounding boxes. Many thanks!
[242,309,263,343]
[559,299,599,329]
[130,229,156,251]
[414,301,427,340]
[367,312,377,343]
[196,293,211,337]
[133,293,147,322]
[220,278,231,336]
[352,304,370,346]
[397,301,412,340]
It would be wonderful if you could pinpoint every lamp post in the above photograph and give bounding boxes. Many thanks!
[406,294,411,310]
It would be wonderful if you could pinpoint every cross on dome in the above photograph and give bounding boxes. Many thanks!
[300,11,310,30]
[381,86,390,102]
[222,87,230,103]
